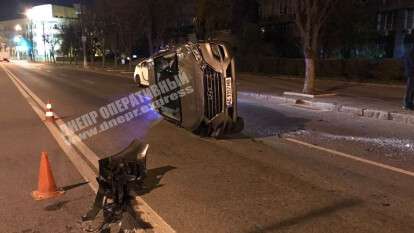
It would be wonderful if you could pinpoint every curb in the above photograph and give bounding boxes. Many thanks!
[239,92,414,126]
[240,72,406,89]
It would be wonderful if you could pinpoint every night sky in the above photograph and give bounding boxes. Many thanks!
[0,0,79,20]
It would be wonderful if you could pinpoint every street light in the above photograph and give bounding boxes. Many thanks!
[15,24,22,32]
[24,9,34,19]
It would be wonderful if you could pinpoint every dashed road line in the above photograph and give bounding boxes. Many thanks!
[81,79,95,85]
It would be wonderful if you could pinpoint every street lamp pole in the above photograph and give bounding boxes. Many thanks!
[82,34,87,68]
[28,21,34,61]
[80,1,88,68]
[42,22,47,62]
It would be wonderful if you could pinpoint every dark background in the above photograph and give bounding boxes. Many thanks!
[0,0,78,20]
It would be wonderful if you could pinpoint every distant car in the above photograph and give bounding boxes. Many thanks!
[145,41,244,137]
[133,59,152,87]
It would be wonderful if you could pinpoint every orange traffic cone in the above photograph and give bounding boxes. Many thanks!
[31,152,64,200]
[45,101,54,122]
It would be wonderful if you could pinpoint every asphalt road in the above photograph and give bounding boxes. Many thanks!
[0,64,94,233]
[1,62,414,233]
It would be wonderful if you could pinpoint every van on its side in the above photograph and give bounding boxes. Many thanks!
[145,41,244,137]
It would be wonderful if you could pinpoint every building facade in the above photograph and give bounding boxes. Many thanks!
[258,0,296,35]
[257,0,300,57]
[0,4,77,61]
[257,0,397,58]
[377,0,414,57]
[0,18,29,60]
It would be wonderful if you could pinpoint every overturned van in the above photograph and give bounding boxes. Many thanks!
[146,41,244,137]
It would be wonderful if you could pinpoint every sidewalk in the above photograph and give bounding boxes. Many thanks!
[238,73,414,125]
[41,62,414,126]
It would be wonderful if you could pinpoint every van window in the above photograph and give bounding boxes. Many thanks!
[154,53,181,122]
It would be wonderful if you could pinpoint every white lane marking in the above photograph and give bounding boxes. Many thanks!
[106,69,126,72]
[1,64,176,233]
[2,65,99,192]
[81,79,95,85]
[3,66,101,170]
[58,73,68,77]
[285,137,414,178]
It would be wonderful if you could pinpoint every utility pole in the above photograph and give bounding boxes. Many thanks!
[102,36,105,67]
[29,22,34,61]
[42,22,47,62]
[82,34,87,68]
[80,1,88,68]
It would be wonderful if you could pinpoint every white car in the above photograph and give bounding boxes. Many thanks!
[133,59,152,87]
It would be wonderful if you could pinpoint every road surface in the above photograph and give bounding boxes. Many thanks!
[1,62,414,233]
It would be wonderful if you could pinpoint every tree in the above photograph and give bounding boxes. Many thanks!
[231,0,259,35]
[94,0,114,67]
[195,0,233,39]
[131,0,185,55]
[322,0,379,59]
[48,36,60,63]
[60,0,193,66]
[60,23,81,64]
[79,2,103,66]
[294,0,337,94]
